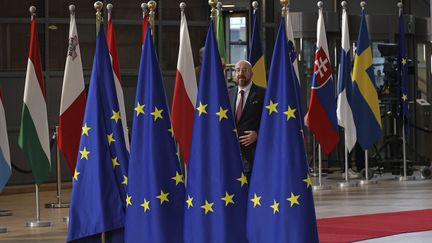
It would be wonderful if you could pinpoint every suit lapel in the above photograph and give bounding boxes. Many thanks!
[241,84,256,120]
[229,86,238,114]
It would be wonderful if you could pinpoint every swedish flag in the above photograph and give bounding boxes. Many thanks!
[246,18,319,243]
[351,10,382,150]
[67,25,128,242]
[249,12,266,87]
[124,25,185,242]
[184,21,248,243]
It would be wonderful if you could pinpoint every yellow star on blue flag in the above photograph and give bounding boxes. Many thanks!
[246,17,319,243]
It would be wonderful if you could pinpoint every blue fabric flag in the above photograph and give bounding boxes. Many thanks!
[351,10,382,150]
[398,12,410,141]
[124,26,185,243]
[184,21,248,243]
[246,18,319,243]
[67,25,129,242]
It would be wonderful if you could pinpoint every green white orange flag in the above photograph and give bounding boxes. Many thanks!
[18,14,51,185]
[58,9,86,173]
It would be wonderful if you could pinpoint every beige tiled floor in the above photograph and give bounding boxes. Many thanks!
[0,174,431,242]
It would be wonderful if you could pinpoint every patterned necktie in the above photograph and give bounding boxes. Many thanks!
[236,90,244,123]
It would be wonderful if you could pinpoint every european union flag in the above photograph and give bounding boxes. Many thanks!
[124,25,185,242]
[184,21,248,243]
[351,10,382,150]
[398,12,410,140]
[67,25,129,242]
[246,18,319,243]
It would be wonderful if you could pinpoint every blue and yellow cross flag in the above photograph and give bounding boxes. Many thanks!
[124,25,185,242]
[67,25,129,242]
[351,9,382,150]
[184,21,248,243]
[246,17,319,243]
[398,9,410,141]
[249,11,267,88]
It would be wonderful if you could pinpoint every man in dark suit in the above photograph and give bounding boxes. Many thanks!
[229,60,266,180]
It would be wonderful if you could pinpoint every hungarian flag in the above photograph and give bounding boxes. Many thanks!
[18,14,51,185]
[305,5,339,155]
[107,11,130,152]
[171,8,197,167]
[58,10,86,173]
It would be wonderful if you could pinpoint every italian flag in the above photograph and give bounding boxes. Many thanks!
[107,11,130,152]
[171,9,197,167]
[58,11,86,173]
[18,15,51,185]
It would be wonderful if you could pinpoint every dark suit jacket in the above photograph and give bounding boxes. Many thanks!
[229,83,266,168]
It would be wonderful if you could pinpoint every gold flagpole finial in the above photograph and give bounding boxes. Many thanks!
[281,0,288,17]
[148,0,157,43]
[94,1,103,34]
[209,0,218,20]
[141,2,148,17]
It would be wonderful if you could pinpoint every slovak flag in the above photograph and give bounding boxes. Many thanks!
[305,6,339,155]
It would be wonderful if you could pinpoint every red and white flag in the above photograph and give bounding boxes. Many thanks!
[58,11,86,173]
[171,9,197,167]
[107,12,130,152]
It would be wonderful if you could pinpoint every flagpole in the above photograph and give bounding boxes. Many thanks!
[252,1,258,15]
[45,126,69,208]
[148,1,157,43]
[397,2,414,182]
[209,0,218,24]
[24,6,52,228]
[141,2,148,19]
[310,1,331,191]
[337,1,358,189]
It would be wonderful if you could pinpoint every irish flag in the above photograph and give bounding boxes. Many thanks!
[18,15,51,185]
[58,10,86,173]
[171,8,197,167]
[107,11,130,152]
[0,88,11,191]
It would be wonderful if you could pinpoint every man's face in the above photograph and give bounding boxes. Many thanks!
[234,61,253,88]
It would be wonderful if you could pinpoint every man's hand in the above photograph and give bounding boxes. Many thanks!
[239,130,257,146]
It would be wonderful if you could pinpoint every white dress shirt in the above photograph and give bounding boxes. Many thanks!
[235,81,253,111]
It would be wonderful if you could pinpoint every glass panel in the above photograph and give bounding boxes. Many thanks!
[229,17,246,43]
[229,44,247,65]
[417,43,427,99]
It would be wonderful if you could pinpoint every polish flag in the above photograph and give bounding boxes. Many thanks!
[107,12,130,152]
[171,9,197,167]
[58,10,86,172]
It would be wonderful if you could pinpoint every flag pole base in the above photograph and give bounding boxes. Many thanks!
[26,220,51,227]
[63,216,69,223]
[359,179,378,185]
[45,202,70,208]
[338,181,359,188]
[0,210,12,217]
[312,185,332,191]
[0,227,6,233]
[398,175,415,181]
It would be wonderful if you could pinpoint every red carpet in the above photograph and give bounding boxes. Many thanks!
[317,209,432,243]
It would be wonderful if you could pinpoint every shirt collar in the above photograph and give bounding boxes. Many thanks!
[238,81,253,94]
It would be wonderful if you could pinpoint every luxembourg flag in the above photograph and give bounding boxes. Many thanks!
[0,88,11,191]
[171,6,197,167]
[305,5,339,155]
[107,10,130,152]
[337,4,356,152]
[58,9,86,173]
